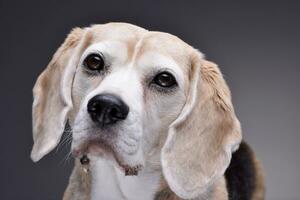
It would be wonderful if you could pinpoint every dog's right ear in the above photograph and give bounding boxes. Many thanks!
[31,27,89,162]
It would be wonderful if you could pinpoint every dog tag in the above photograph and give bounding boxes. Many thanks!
[80,155,90,165]
[80,155,90,173]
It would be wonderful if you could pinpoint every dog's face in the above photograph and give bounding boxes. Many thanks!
[31,23,242,199]
[70,25,189,171]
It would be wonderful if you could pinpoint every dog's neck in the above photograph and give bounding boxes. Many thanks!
[90,157,162,200]
[73,157,228,200]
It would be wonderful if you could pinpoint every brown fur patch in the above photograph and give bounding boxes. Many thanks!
[252,156,266,200]
[155,179,181,200]
[200,60,232,112]
[63,160,91,200]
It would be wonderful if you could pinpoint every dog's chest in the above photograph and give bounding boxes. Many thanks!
[90,159,161,200]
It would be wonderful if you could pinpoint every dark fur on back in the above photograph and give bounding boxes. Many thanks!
[225,141,256,200]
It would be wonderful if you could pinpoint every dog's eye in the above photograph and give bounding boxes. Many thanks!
[152,72,177,88]
[83,53,104,71]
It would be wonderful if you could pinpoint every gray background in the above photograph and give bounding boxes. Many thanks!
[0,1,299,199]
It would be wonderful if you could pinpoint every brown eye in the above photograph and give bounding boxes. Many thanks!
[152,72,177,88]
[84,53,104,71]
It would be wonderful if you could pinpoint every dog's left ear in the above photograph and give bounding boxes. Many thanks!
[161,51,242,199]
[31,27,88,162]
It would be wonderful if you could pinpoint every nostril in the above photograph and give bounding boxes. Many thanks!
[109,107,118,117]
[109,107,122,119]
[91,102,98,111]
[88,99,102,111]
[87,100,100,121]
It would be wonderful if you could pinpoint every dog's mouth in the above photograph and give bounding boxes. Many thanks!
[72,139,143,176]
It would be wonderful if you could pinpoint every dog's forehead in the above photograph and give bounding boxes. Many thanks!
[134,32,191,72]
[88,23,192,71]
[136,32,190,57]
[90,23,147,42]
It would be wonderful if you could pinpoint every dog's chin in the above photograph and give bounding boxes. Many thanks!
[72,140,143,176]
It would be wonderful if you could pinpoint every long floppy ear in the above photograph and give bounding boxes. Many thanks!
[161,51,242,199]
[31,28,87,162]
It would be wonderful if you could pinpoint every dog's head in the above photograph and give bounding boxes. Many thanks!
[31,23,241,199]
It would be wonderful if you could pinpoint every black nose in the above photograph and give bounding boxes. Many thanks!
[87,94,129,126]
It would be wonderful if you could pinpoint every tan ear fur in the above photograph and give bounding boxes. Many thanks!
[161,51,242,199]
[31,28,86,162]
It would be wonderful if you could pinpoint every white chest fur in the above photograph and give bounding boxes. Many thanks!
[90,158,161,200]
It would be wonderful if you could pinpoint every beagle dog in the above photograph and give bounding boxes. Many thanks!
[31,22,265,200]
